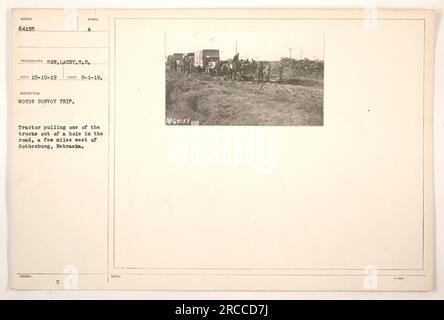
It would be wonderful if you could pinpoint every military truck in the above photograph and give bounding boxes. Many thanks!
[193,49,220,74]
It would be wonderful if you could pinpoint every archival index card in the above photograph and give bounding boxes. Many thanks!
[9,8,435,290]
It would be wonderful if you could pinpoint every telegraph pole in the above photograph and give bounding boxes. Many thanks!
[235,40,238,54]
[289,48,293,59]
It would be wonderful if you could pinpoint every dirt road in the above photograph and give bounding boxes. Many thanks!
[165,71,323,126]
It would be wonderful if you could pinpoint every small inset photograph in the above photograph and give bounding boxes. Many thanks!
[165,32,324,126]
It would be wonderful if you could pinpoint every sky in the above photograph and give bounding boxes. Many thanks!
[165,32,324,61]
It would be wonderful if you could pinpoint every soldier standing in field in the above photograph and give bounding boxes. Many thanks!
[278,62,284,84]
[258,61,264,83]
[182,56,187,74]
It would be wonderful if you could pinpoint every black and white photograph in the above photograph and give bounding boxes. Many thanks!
[165,32,324,126]
[3,4,440,298]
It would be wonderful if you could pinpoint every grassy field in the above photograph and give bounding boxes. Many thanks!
[165,68,324,126]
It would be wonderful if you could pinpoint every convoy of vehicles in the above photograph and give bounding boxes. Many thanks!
[167,49,220,75]
[166,49,272,81]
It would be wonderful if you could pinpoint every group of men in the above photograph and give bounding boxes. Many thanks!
[168,53,285,83]
[169,55,193,74]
